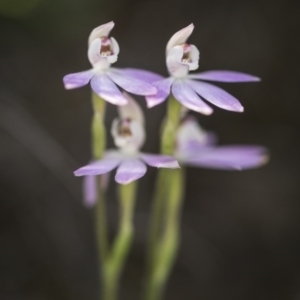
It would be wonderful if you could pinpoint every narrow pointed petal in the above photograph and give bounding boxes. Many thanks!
[63,70,94,89]
[118,92,145,124]
[74,155,122,176]
[113,68,164,83]
[189,70,261,82]
[172,80,213,115]
[146,78,174,108]
[83,175,97,207]
[185,146,268,170]
[188,80,244,112]
[107,70,157,96]
[166,23,194,52]
[88,21,115,45]
[115,158,147,184]
[141,154,180,169]
[91,74,128,105]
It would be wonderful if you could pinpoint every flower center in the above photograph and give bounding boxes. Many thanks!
[181,43,192,63]
[118,119,132,137]
[100,37,113,57]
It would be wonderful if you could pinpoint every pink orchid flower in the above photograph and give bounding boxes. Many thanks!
[175,117,268,170]
[75,93,179,204]
[146,24,260,114]
[63,22,161,105]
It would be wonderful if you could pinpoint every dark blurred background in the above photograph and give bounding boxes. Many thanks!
[1,0,300,299]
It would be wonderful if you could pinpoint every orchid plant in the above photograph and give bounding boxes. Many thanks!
[63,21,268,300]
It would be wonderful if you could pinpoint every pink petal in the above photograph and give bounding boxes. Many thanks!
[83,175,97,207]
[185,146,268,170]
[172,80,213,115]
[115,158,147,184]
[113,68,164,83]
[91,74,128,105]
[88,21,115,45]
[188,80,244,112]
[189,70,261,82]
[166,23,194,52]
[107,70,157,96]
[63,70,94,89]
[74,155,122,176]
[141,153,180,169]
[145,78,174,108]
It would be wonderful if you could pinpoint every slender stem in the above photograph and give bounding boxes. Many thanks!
[104,182,137,300]
[146,96,183,300]
[146,168,168,278]
[91,93,108,297]
[147,168,184,300]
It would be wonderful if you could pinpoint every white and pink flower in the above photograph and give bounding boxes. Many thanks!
[175,117,268,170]
[74,93,179,195]
[146,24,260,114]
[63,22,161,105]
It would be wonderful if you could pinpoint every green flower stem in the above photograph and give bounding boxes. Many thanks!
[92,93,106,160]
[104,182,137,300]
[146,168,184,300]
[146,96,183,300]
[91,93,109,297]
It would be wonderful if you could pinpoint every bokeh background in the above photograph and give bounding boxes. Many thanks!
[1,0,300,299]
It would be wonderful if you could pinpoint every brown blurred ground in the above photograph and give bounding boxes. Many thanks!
[0,0,300,299]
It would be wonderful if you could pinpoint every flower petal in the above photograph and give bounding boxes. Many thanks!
[88,21,115,45]
[188,80,244,112]
[145,77,174,108]
[88,38,102,66]
[141,153,180,169]
[176,117,216,157]
[113,68,164,83]
[189,70,261,82]
[74,154,122,176]
[184,146,268,170]
[83,175,97,207]
[107,70,157,96]
[166,46,189,78]
[63,70,94,89]
[172,80,213,115]
[109,37,120,59]
[115,158,147,184]
[118,92,145,124]
[188,45,200,71]
[91,74,128,105]
[166,23,194,52]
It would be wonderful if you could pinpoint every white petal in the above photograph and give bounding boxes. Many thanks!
[188,45,200,71]
[110,37,120,56]
[88,38,102,66]
[166,23,194,52]
[111,119,145,153]
[118,92,145,125]
[88,21,115,45]
[166,46,189,78]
